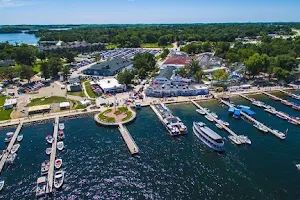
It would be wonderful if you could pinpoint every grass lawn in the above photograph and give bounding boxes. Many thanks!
[84,82,97,98]
[114,107,128,115]
[106,43,118,49]
[0,96,12,120]
[141,43,173,48]
[67,91,85,97]
[70,100,86,109]
[155,55,161,60]
[122,110,133,122]
[26,96,69,107]
[98,109,115,123]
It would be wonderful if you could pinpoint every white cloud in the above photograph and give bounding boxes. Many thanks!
[0,0,35,8]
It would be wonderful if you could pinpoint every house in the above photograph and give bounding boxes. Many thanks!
[82,58,132,76]
[162,57,192,69]
[4,98,17,110]
[67,83,82,92]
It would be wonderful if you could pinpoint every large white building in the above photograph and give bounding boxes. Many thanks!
[97,78,126,94]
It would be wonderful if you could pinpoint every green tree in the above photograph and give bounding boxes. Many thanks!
[194,70,204,84]
[20,65,34,82]
[117,69,134,85]
[160,48,170,59]
[213,69,229,81]
[65,52,75,63]
[40,62,50,79]
[36,51,46,60]
[272,67,291,81]
[188,60,202,75]
[245,53,270,76]
[48,57,62,77]
[62,65,70,80]
[272,55,298,71]
[0,66,18,82]
[14,44,36,66]
[133,53,156,79]
[175,67,188,78]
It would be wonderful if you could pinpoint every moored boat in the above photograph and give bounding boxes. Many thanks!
[228,135,242,145]
[45,135,53,144]
[57,141,64,151]
[272,129,286,139]
[252,101,263,107]
[54,171,65,189]
[193,122,225,152]
[59,123,65,130]
[58,132,65,141]
[4,137,11,143]
[6,132,13,137]
[205,115,214,122]
[6,153,17,164]
[46,148,52,155]
[0,179,4,192]
[11,144,20,154]
[281,100,293,106]
[238,135,252,145]
[254,123,268,133]
[210,112,218,119]
[276,112,288,120]
[41,160,50,175]
[265,108,277,114]
[215,123,223,129]
[36,176,47,197]
[17,134,23,142]
[55,159,62,169]
[196,109,206,115]
[296,164,300,170]
[219,120,229,126]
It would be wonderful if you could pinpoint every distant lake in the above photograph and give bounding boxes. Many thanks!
[0,33,39,45]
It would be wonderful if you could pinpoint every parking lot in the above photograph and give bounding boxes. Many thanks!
[100,48,161,60]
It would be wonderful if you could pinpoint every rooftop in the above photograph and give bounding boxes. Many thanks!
[163,57,192,66]
[156,66,176,80]
[88,58,132,73]
[97,78,123,89]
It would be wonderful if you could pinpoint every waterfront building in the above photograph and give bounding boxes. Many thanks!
[3,98,17,110]
[97,78,126,94]
[162,57,192,69]
[59,102,70,110]
[82,58,132,76]
[28,105,51,115]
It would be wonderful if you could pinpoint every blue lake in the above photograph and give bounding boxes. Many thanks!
[0,33,39,45]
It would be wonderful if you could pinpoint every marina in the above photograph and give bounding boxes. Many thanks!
[279,89,300,100]
[263,92,300,111]
[118,124,139,155]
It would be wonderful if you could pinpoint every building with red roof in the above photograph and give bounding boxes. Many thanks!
[163,57,192,68]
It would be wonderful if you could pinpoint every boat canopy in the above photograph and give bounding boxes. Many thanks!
[241,108,255,116]
[228,107,235,113]
[233,109,241,116]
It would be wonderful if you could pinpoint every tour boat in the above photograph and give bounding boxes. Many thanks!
[296,164,300,170]
[55,159,62,169]
[46,148,52,155]
[238,135,252,145]
[41,160,50,175]
[6,153,17,164]
[210,112,218,119]
[11,144,20,154]
[196,109,206,115]
[193,122,225,152]
[59,123,65,130]
[0,179,4,192]
[6,132,13,137]
[205,115,214,122]
[45,135,53,144]
[57,141,64,151]
[36,176,47,197]
[215,123,223,129]
[54,171,65,189]
[228,135,242,145]
[253,123,268,133]
[17,134,23,142]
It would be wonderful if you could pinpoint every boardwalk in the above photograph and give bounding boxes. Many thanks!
[219,99,285,140]
[0,122,23,174]
[46,117,59,194]
[279,90,300,100]
[191,100,239,137]
[118,124,139,155]
[263,92,300,111]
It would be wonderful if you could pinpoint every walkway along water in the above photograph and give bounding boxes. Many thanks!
[118,124,139,155]
[262,92,300,111]
[46,117,59,194]
[279,89,300,100]
[218,99,286,140]
[0,122,23,174]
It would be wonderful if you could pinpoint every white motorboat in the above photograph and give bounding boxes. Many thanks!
[196,109,206,115]
[210,112,218,119]
[17,134,23,142]
[221,120,229,126]
[0,179,4,192]
[11,144,20,154]
[228,135,242,145]
[204,108,210,113]
[276,112,288,120]
[4,137,11,143]
[6,153,17,164]
[45,135,53,144]
[254,123,268,133]
[205,115,214,122]
[238,135,252,145]
[272,129,286,140]
[193,122,225,152]
[252,101,263,107]
[59,123,65,130]
[296,164,300,170]
[41,160,50,175]
[6,132,13,137]
[55,159,62,169]
[57,141,64,151]
[46,148,52,155]
[215,123,223,129]
[54,171,65,189]
[265,108,277,115]
[36,176,47,197]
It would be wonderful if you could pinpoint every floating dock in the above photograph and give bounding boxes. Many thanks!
[118,124,139,155]
[219,99,285,140]
[46,117,59,194]
[262,92,300,111]
[279,90,300,100]
[239,94,300,125]
[191,100,239,138]
[0,122,23,174]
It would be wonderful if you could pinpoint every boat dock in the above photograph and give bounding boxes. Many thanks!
[219,99,285,140]
[46,116,59,194]
[118,124,139,155]
[191,100,239,138]
[279,90,300,100]
[239,94,300,125]
[262,92,300,111]
[0,122,23,174]
[262,92,281,101]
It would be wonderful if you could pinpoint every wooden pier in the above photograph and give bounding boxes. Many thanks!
[118,124,139,155]
[46,117,59,194]
[263,92,300,111]
[279,90,300,100]
[191,100,239,137]
[150,104,164,122]
[0,122,23,174]
[219,99,285,140]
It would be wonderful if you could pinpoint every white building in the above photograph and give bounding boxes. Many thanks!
[59,102,70,110]
[97,78,126,94]
[4,98,17,110]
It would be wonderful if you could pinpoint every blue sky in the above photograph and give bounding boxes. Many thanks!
[0,0,300,24]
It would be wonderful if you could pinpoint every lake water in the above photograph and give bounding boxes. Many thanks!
[0,33,39,45]
[0,93,299,199]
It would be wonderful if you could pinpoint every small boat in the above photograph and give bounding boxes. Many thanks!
[220,120,229,126]
[46,148,52,155]
[55,159,62,169]
[17,134,23,142]
[228,135,242,145]
[36,176,47,197]
[276,112,288,120]
[45,135,53,144]
[288,119,299,125]
[59,123,65,130]
[238,135,252,145]
[11,144,20,154]
[265,108,277,115]
[4,137,11,143]
[215,123,223,129]
[57,141,64,151]
[210,112,218,119]
[0,179,4,192]
[281,100,293,106]
[296,164,300,170]
[58,133,65,141]
[204,108,210,112]
[41,160,50,175]
[6,153,17,164]
[54,171,65,189]
[272,129,286,140]
[205,115,214,122]
[252,101,263,107]
[0,150,4,160]
[6,132,14,137]
[196,109,206,115]
[254,123,268,133]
